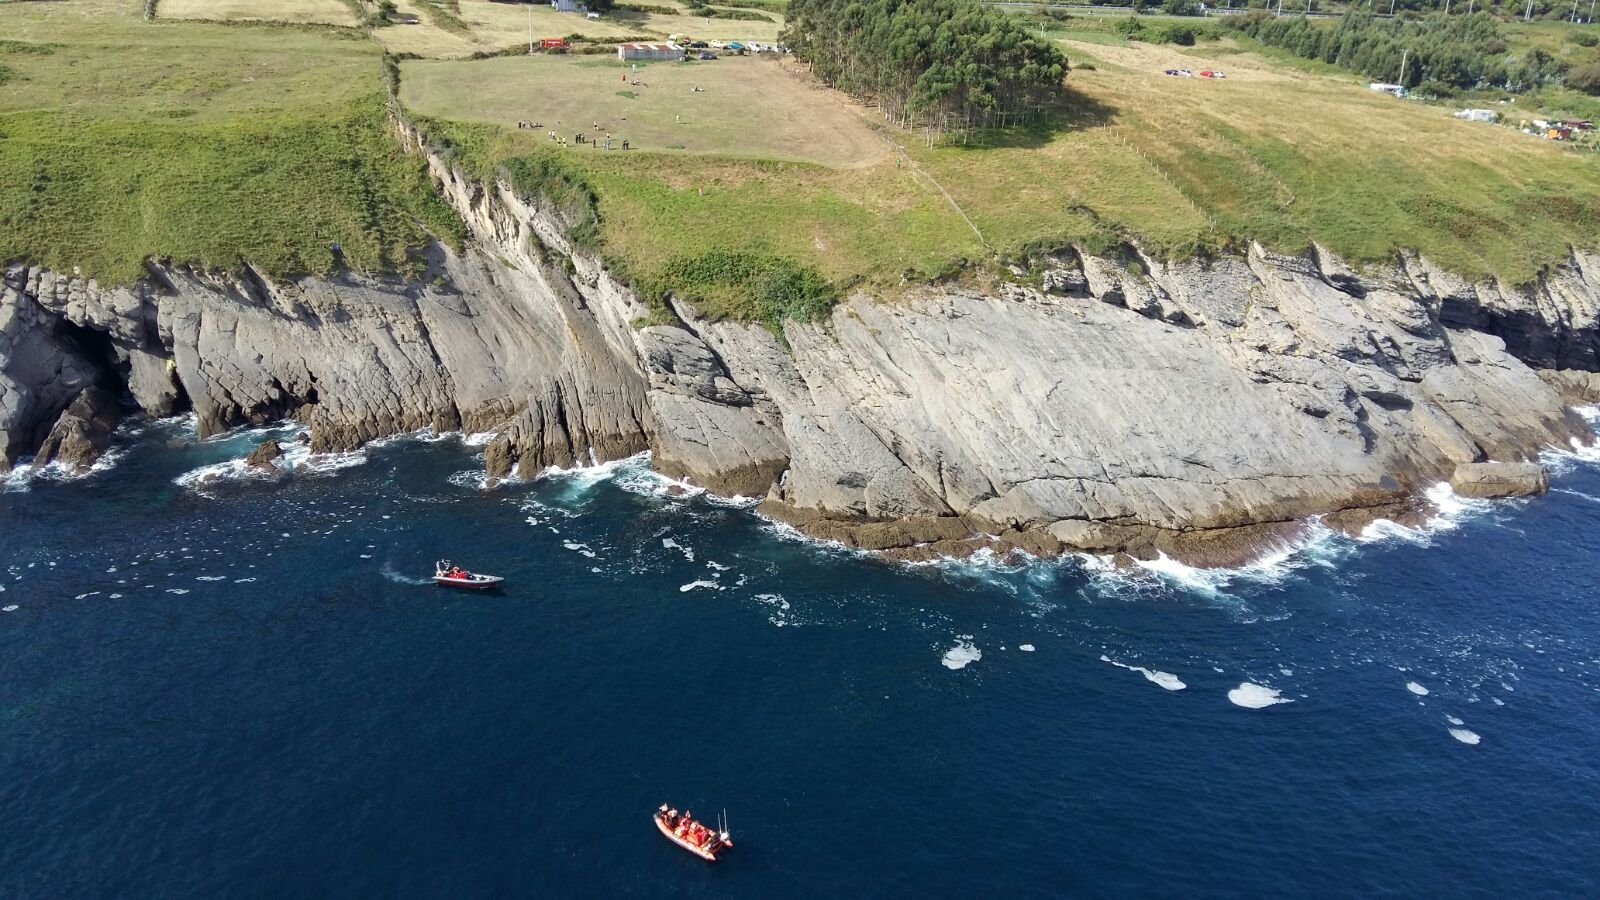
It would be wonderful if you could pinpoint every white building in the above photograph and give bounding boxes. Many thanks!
[617,42,684,61]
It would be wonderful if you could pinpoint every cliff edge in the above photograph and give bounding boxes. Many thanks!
[5,130,1597,566]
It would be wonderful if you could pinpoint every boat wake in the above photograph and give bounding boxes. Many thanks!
[380,562,434,586]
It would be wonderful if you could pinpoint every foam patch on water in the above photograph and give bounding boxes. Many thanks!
[1228,682,1293,709]
[662,538,695,562]
[1101,655,1186,690]
[447,469,494,490]
[753,593,796,627]
[1449,728,1481,745]
[941,638,982,670]
[679,579,720,593]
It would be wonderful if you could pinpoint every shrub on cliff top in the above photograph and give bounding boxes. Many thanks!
[499,154,603,251]
[643,250,837,335]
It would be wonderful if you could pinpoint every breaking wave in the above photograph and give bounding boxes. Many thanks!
[174,431,367,495]
[3,445,128,493]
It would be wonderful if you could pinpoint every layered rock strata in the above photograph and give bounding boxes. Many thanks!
[3,130,1598,566]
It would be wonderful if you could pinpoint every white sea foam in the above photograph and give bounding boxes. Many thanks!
[1407,681,1430,696]
[174,438,367,493]
[447,470,482,489]
[1540,409,1600,475]
[1449,728,1481,745]
[3,445,128,492]
[679,579,720,593]
[563,542,597,558]
[1445,715,1465,726]
[195,576,227,582]
[941,639,982,671]
[2,605,16,612]
[1019,644,1036,652]
[753,593,795,627]
[533,451,644,491]
[662,538,695,562]
[1101,655,1186,690]
[1228,682,1293,709]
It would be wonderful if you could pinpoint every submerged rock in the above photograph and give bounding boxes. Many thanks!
[1449,462,1549,499]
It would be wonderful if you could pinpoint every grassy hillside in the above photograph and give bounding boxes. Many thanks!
[916,38,1600,282]
[410,43,1600,297]
[0,0,1596,309]
[0,2,461,283]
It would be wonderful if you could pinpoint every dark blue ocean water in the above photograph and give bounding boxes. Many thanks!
[3,419,1599,899]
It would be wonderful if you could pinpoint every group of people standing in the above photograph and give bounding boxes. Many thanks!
[658,805,718,848]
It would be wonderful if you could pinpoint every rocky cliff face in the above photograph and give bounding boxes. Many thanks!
[4,127,1598,565]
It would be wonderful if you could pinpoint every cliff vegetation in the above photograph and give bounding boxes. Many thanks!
[4,0,1600,312]
[0,3,462,284]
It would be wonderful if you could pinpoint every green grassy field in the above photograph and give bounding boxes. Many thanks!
[0,1,461,282]
[418,116,978,322]
[408,35,1600,299]
[908,37,1600,282]
[2,0,1598,318]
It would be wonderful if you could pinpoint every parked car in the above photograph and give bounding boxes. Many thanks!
[688,40,708,49]
[697,51,717,60]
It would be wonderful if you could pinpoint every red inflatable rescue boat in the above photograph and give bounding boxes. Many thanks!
[654,806,732,861]
[433,560,504,589]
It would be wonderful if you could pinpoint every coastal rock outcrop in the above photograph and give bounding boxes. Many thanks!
[245,439,284,473]
[1449,461,1550,499]
[3,126,1598,566]
[33,386,120,473]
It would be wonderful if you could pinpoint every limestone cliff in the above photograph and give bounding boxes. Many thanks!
[4,129,1598,566]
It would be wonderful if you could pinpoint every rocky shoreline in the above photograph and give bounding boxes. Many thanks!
[4,122,1598,566]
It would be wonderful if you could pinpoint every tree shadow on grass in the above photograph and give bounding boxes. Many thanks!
[945,88,1118,151]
